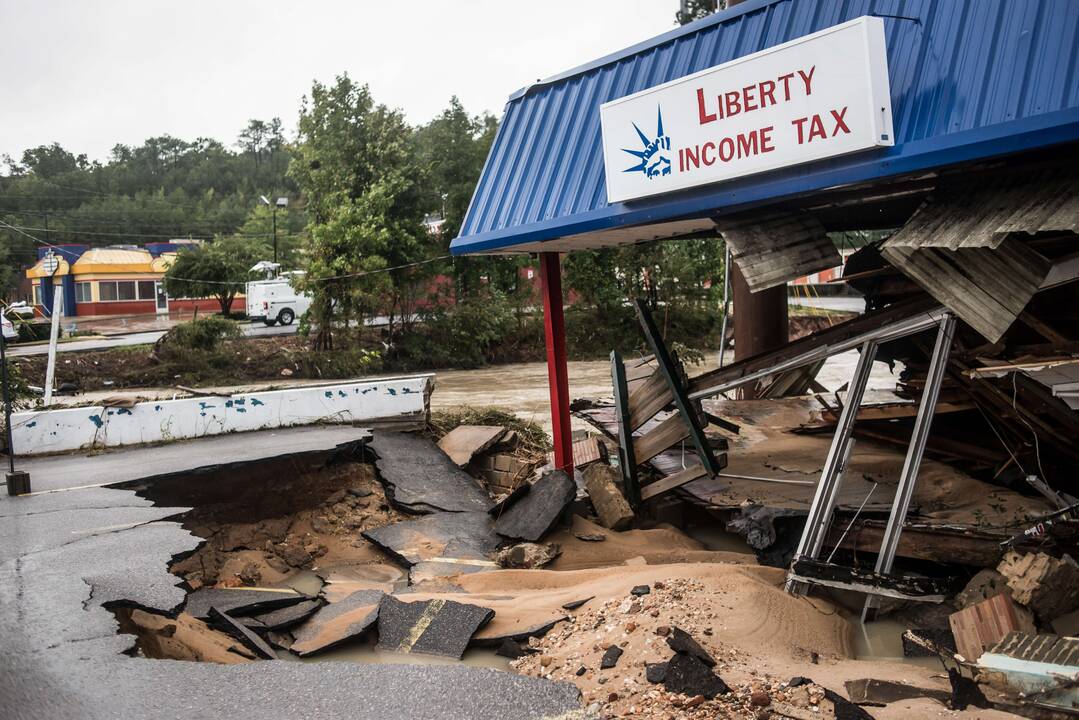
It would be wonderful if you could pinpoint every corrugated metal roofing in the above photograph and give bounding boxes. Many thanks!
[883,167,1079,249]
[453,0,1079,255]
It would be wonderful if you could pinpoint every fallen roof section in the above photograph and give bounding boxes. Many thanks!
[715,211,840,292]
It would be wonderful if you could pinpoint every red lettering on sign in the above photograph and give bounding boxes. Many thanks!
[808,114,827,141]
[760,125,775,152]
[797,65,816,96]
[718,137,734,162]
[701,141,716,166]
[696,88,717,125]
[736,131,758,157]
[791,116,808,144]
[758,80,776,108]
[778,73,795,101]
[742,84,757,112]
[684,145,700,169]
[724,91,742,118]
[830,107,850,135]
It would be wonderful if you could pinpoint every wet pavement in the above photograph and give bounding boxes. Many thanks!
[0,427,583,720]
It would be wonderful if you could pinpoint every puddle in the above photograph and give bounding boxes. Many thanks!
[281,570,325,596]
[277,636,512,671]
[851,617,941,668]
[683,524,755,555]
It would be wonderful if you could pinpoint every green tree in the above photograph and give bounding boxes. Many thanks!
[415,98,508,299]
[289,74,430,349]
[676,0,720,25]
[163,237,266,315]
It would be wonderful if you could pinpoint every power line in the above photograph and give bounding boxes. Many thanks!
[5,224,274,240]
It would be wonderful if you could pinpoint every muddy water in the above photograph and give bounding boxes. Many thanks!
[431,350,903,434]
[851,619,941,667]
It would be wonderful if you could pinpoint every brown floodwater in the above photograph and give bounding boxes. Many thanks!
[430,350,902,434]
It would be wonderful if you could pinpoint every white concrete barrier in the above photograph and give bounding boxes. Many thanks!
[13,375,433,455]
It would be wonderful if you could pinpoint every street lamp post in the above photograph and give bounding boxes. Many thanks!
[260,196,289,266]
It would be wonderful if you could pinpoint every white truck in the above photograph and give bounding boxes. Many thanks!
[245,273,312,326]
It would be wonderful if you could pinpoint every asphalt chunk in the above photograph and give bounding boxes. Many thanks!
[663,653,730,699]
[494,469,575,542]
[376,595,494,659]
[368,432,493,514]
[290,589,384,656]
[363,511,502,568]
[208,607,276,660]
[666,626,716,667]
[184,587,308,620]
[249,599,322,631]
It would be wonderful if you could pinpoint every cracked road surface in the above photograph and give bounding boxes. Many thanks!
[0,427,583,720]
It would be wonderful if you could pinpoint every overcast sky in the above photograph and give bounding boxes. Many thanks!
[0,0,675,164]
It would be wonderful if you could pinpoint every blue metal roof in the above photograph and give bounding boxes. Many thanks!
[452,0,1079,255]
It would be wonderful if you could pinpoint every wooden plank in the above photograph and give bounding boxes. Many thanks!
[640,462,708,502]
[628,369,671,429]
[632,412,690,465]
[610,351,640,508]
[634,300,722,476]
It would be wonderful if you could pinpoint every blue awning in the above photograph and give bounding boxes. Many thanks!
[452,0,1079,255]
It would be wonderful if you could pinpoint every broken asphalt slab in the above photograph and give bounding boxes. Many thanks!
[248,599,322,631]
[363,511,502,567]
[290,589,384,656]
[1,436,582,720]
[208,607,277,659]
[377,595,494,659]
[494,469,575,542]
[368,432,494,514]
[437,425,507,467]
[184,587,310,620]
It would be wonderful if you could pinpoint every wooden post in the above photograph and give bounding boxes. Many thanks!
[539,252,574,472]
[731,264,788,397]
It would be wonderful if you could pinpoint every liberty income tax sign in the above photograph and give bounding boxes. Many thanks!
[600,16,894,203]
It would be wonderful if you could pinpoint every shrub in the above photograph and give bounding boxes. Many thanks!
[160,316,241,353]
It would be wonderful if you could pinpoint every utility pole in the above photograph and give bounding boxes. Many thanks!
[272,203,277,265]
[2,316,30,495]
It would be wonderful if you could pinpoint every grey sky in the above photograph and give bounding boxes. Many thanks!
[0,1,674,163]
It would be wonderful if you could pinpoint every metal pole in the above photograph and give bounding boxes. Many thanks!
[718,245,731,368]
[1,327,15,475]
[787,338,878,596]
[538,252,574,473]
[272,205,278,265]
[862,314,956,621]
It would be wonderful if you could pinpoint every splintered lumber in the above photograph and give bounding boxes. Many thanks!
[633,412,690,464]
[949,593,1036,662]
[583,464,635,530]
[628,369,673,430]
[640,463,708,502]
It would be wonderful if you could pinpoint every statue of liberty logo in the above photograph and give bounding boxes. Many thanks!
[623,105,671,179]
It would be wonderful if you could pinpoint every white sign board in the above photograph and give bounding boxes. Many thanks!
[600,16,893,203]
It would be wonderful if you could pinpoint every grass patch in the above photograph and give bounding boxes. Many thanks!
[428,406,551,454]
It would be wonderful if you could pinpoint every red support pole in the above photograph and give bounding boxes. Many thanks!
[538,251,574,472]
